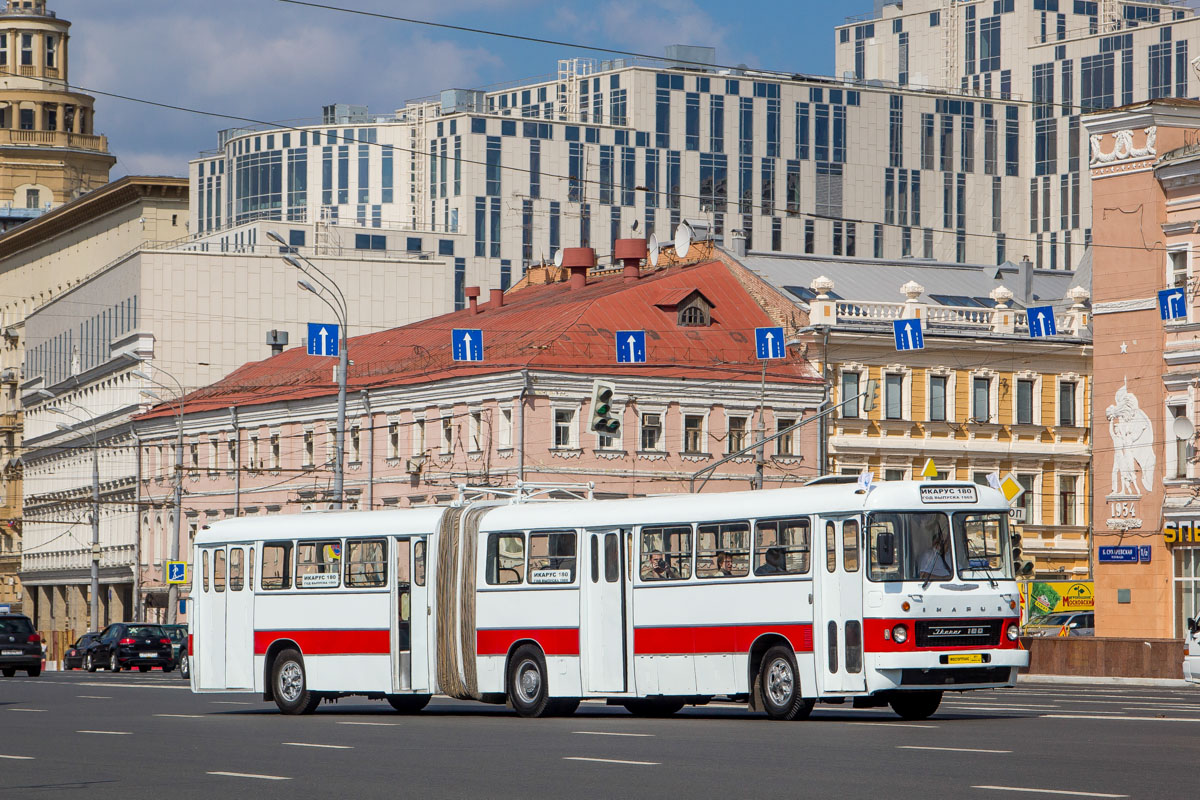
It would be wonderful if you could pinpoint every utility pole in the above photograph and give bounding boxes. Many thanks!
[89,436,99,630]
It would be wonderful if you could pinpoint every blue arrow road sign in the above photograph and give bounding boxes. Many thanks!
[1159,287,1187,321]
[893,318,925,351]
[452,329,484,362]
[307,322,339,357]
[616,330,647,363]
[755,327,785,359]
[1027,305,1057,338]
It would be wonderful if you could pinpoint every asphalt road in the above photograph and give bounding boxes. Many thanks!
[1,670,1198,799]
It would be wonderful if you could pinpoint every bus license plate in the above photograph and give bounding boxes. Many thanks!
[1,649,19,655]
[947,654,984,665]
[139,652,156,658]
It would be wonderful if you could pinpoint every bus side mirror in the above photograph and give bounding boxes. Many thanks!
[876,531,895,566]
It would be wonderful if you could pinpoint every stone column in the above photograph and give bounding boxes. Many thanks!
[54,102,62,134]
[34,101,42,131]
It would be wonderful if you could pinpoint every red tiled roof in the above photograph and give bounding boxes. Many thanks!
[652,287,709,308]
[138,260,819,421]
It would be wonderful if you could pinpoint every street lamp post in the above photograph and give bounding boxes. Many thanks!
[267,230,349,509]
[36,391,101,631]
[133,367,185,624]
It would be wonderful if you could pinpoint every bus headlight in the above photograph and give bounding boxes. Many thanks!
[892,624,909,644]
[1006,625,1019,641]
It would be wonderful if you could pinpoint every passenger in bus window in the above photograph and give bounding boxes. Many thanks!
[756,547,787,575]
[917,529,953,581]
[642,549,678,580]
[716,551,736,576]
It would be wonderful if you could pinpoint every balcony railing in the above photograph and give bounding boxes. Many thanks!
[0,129,108,152]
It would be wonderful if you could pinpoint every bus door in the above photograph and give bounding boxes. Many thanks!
[813,517,866,694]
[224,545,254,689]
[582,528,629,693]
[199,547,227,689]
[392,537,413,693]
[408,537,430,692]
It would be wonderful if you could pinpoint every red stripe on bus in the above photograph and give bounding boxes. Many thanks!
[476,628,581,656]
[253,629,391,656]
[633,623,814,655]
[188,634,193,656]
[862,618,1020,653]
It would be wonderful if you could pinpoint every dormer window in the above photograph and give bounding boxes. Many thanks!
[680,304,708,326]
[655,288,716,328]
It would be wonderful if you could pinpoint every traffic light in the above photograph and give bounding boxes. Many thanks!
[862,379,880,413]
[590,380,621,435]
[1011,531,1034,577]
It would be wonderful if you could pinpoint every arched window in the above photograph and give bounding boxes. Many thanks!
[679,304,709,327]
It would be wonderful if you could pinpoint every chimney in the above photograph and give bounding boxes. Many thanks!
[465,286,481,315]
[614,238,647,282]
[1018,258,1034,306]
[266,329,289,356]
[489,288,505,308]
[730,229,747,259]
[561,247,595,290]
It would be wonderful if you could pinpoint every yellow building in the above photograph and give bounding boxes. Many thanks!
[731,252,1094,580]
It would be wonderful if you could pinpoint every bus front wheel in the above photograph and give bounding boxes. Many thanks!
[507,645,551,718]
[386,694,431,713]
[272,648,321,715]
[888,690,942,721]
[759,646,814,721]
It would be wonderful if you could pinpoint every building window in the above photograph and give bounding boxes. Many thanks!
[776,417,796,456]
[1058,381,1077,427]
[1058,475,1077,525]
[553,409,575,449]
[1017,378,1035,425]
[929,374,947,422]
[441,417,453,455]
[499,407,513,450]
[842,372,861,418]
[19,33,31,67]
[1016,474,1035,524]
[1172,405,1190,480]
[640,413,663,452]
[1174,549,1200,638]
[24,188,39,209]
[1169,249,1189,323]
[972,376,991,422]
[884,373,903,420]
[412,419,426,456]
[727,416,748,453]
[387,422,399,460]
[684,414,705,454]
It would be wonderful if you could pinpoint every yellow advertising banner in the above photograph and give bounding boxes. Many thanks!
[1023,580,1094,620]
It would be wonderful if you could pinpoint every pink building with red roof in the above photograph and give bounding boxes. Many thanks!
[132,246,823,619]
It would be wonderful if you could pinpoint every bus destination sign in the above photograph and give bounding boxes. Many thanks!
[919,486,978,504]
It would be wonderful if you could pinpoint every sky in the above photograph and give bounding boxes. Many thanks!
[52,0,859,177]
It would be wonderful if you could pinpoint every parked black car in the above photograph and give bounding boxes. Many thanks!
[85,623,174,673]
[0,613,43,677]
[159,624,189,678]
[63,632,100,670]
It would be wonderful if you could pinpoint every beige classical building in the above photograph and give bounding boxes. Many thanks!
[0,0,113,227]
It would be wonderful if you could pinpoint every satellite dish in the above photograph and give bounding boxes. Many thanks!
[674,222,693,259]
[630,219,640,233]
[1174,415,1196,440]
[649,233,660,267]
[553,249,564,269]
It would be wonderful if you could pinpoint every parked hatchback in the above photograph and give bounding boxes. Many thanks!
[63,632,100,670]
[0,614,43,677]
[159,624,187,674]
[1024,611,1095,637]
[85,623,174,673]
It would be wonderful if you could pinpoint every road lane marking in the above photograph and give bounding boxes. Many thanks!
[335,721,401,727]
[900,745,1011,754]
[573,731,655,738]
[9,708,46,712]
[973,786,1127,798]
[842,721,938,729]
[0,754,34,760]
[210,701,252,705]
[940,705,1043,713]
[564,757,660,766]
[283,742,353,750]
[208,771,291,781]
[1041,714,1200,723]
[77,730,132,735]
[77,695,110,699]
[154,714,205,718]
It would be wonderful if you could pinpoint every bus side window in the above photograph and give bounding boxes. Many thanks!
[214,548,227,592]
[825,522,836,573]
[528,531,576,584]
[261,543,292,590]
[397,540,411,623]
[346,539,388,588]
[248,547,255,591]
[590,534,599,584]
[485,533,525,585]
[696,521,750,578]
[296,540,342,589]
[229,548,244,592]
[754,518,810,575]
[414,541,425,587]
[202,550,210,592]
[640,526,692,581]
[843,520,860,573]
[604,533,619,583]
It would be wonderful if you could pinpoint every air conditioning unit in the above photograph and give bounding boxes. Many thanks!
[405,456,425,475]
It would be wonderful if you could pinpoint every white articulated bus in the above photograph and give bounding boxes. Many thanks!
[188,480,1029,720]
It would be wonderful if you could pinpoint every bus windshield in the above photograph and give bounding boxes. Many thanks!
[867,512,953,582]
[952,512,1013,580]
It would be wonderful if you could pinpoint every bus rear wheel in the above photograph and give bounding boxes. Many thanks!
[888,690,942,721]
[507,645,551,718]
[759,646,814,721]
[623,698,685,717]
[272,648,321,715]
[386,694,431,713]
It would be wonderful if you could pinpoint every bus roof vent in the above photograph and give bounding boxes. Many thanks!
[804,475,860,486]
